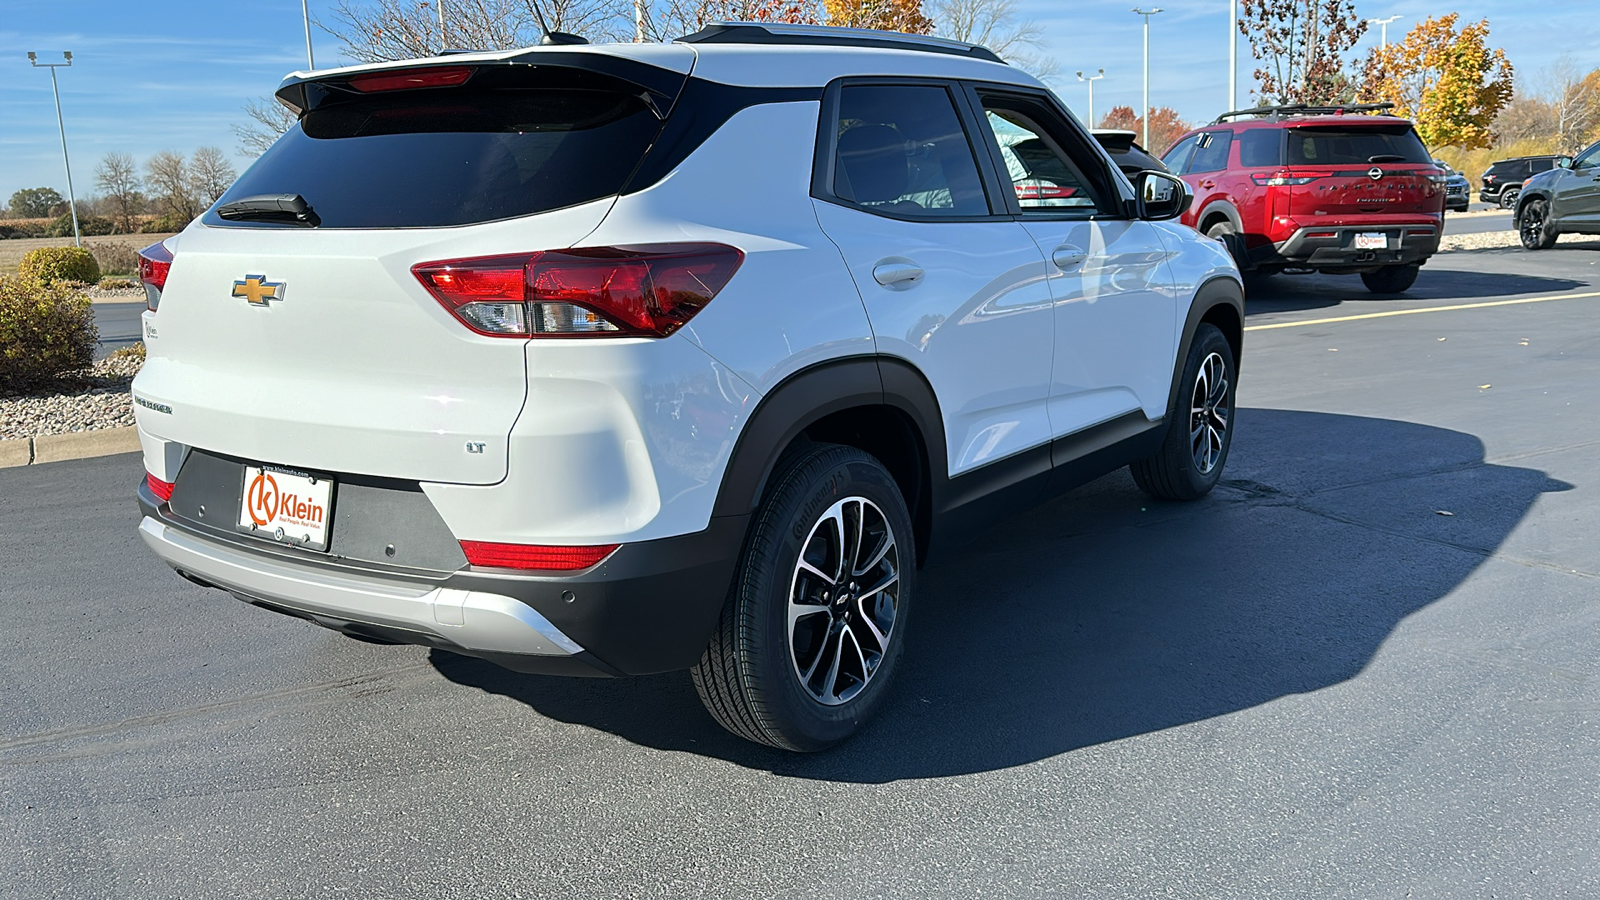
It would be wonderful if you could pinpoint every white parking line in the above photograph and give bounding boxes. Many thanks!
[1244,289,1600,332]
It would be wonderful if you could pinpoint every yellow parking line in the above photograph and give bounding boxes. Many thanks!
[1244,289,1600,331]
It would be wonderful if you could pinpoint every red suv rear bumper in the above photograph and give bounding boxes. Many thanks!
[1254,217,1441,271]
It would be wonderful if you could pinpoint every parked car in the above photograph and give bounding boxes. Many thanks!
[1162,103,1445,293]
[1434,159,1470,212]
[1092,129,1170,177]
[1513,139,1600,249]
[131,23,1243,752]
[1480,155,1569,209]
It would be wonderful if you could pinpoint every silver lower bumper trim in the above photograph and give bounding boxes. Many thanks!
[138,516,582,657]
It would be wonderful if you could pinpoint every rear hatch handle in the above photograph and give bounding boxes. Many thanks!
[216,193,322,228]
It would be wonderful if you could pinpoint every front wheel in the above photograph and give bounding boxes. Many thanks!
[1131,323,1235,501]
[1519,198,1558,250]
[692,443,914,751]
[1361,264,1420,294]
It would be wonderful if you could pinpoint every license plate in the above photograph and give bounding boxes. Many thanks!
[238,465,334,550]
[1354,232,1387,250]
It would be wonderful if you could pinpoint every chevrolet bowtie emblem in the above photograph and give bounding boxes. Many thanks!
[232,275,285,306]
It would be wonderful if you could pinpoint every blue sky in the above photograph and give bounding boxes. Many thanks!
[3,0,1598,204]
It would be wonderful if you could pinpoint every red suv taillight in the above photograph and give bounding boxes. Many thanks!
[137,241,173,312]
[412,244,744,339]
[1251,171,1322,186]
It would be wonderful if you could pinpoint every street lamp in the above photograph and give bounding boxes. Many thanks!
[1367,15,1401,48]
[1131,8,1164,148]
[1076,69,1105,128]
[439,0,447,50]
[1228,0,1238,112]
[26,51,81,248]
[301,0,315,69]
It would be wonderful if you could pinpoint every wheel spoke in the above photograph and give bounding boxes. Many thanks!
[855,530,893,577]
[853,601,890,655]
[788,600,829,629]
[796,558,837,586]
[820,625,847,700]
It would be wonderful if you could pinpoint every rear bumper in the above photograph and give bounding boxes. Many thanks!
[1254,223,1439,271]
[138,481,747,676]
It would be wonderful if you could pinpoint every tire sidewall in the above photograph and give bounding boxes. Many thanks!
[1170,325,1236,496]
[742,449,916,750]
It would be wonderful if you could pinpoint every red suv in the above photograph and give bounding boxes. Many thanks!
[1162,104,1445,293]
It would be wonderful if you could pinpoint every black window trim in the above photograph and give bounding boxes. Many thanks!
[810,76,1008,224]
[960,80,1130,222]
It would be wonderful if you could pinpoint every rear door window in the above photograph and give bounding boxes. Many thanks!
[1188,131,1234,173]
[208,74,667,229]
[830,84,989,217]
[1286,126,1431,165]
[1530,158,1556,173]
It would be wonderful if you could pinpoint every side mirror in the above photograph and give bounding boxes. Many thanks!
[1557,157,1573,169]
[1134,170,1191,220]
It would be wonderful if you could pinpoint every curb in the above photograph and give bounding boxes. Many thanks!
[0,426,140,469]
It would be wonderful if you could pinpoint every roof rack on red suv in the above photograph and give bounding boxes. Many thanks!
[1162,102,1444,294]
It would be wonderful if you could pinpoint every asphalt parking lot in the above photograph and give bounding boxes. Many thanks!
[7,244,1600,898]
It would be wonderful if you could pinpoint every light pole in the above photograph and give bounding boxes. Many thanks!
[27,51,81,248]
[1367,15,1400,49]
[301,0,315,69]
[1131,8,1164,148]
[438,0,447,49]
[1076,69,1105,127]
[1228,0,1237,112]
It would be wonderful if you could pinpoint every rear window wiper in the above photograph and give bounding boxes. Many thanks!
[216,193,322,227]
[1367,154,1407,163]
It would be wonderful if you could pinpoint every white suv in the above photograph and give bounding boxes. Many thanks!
[133,24,1242,751]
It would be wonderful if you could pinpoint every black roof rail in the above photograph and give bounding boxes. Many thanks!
[1211,102,1397,124]
[677,22,1005,64]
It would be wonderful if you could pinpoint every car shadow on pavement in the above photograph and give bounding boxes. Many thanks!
[1245,268,1586,315]
[432,408,1570,782]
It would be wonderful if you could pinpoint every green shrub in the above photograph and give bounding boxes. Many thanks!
[0,276,97,393]
[98,276,139,290]
[46,212,115,237]
[140,212,191,234]
[110,341,146,361]
[18,246,101,286]
[88,241,141,276]
[0,221,46,240]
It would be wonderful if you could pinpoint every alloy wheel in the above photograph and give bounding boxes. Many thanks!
[787,497,900,706]
[1521,203,1546,248]
[1190,351,1230,475]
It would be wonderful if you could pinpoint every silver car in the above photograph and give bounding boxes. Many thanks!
[1515,140,1600,249]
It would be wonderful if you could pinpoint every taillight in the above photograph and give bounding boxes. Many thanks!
[413,244,744,339]
[138,241,173,312]
[146,473,174,502]
[348,65,473,93]
[1251,172,1320,186]
[1015,184,1077,199]
[459,541,619,571]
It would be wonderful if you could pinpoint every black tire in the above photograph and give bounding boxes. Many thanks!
[1519,198,1558,250]
[1205,220,1248,271]
[692,443,914,752]
[1131,324,1235,501]
[1498,188,1520,210]
[1360,264,1420,294]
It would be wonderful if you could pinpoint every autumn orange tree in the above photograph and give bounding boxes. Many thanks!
[824,0,932,34]
[1358,14,1513,150]
[1097,106,1191,154]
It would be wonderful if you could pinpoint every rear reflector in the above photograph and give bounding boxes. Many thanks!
[138,241,173,311]
[414,244,744,338]
[460,541,619,571]
[146,473,175,502]
[348,65,474,93]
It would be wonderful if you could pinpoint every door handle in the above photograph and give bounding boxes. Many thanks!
[872,262,924,287]
[1051,245,1088,271]
[1199,179,1216,189]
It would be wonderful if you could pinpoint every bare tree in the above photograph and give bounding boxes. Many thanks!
[1240,0,1367,106]
[94,152,143,233]
[235,97,299,157]
[322,0,630,63]
[1542,57,1600,155]
[929,0,1054,79]
[145,151,199,221]
[638,0,820,42]
[1493,96,1558,145]
[189,147,239,208]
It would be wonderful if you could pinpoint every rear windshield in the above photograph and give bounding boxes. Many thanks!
[1286,126,1430,166]
[206,85,663,229]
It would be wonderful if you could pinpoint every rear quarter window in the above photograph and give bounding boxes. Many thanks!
[1237,129,1281,167]
[207,82,665,229]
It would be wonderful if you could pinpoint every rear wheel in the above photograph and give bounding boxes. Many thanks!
[1360,264,1420,294]
[1205,220,1248,271]
[1498,188,1520,210]
[1519,198,1558,250]
[1131,324,1235,501]
[692,443,914,752]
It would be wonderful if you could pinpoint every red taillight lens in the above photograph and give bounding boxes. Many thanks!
[138,241,173,312]
[1251,171,1320,186]
[348,65,473,93]
[459,541,618,571]
[1015,184,1077,199]
[413,244,744,338]
[146,473,175,502]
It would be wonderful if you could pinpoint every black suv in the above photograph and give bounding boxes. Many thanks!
[1481,156,1570,209]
